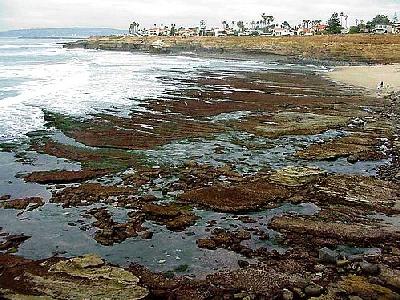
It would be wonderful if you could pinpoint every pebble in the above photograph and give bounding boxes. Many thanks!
[304,284,323,297]
[314,264,326,272]
[237,260,249,268]
[319,247,338,264]
[282,288,294,300]
[157,259,166,264]
[359,262,380,275]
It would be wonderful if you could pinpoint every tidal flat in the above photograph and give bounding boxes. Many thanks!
[0,37,400,299]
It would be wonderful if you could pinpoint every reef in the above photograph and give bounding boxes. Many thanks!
[1,58,400,299]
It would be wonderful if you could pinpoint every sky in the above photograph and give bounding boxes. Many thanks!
[0,0,399,31]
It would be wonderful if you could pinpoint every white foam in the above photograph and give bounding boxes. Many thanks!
[0,39,326,142]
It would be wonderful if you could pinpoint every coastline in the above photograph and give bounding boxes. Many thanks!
[1,37,400,299]
[63,34,400,64]
[328,64,400,96]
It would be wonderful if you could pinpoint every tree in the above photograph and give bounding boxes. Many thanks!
[170,24,176,36]
[340,12,344,27]
[348,26,361,34]
[237,21,245,32]
[367,15,391,29]
[261,14,274,32]
[282,21,291,29]
[261,13,267,28]
[327,13,342,34]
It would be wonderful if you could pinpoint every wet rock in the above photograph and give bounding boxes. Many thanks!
[0,234,30,252]
[314,264,326,272]
[140,231,154,240]
[270,166,326,186]
[139,194,157,202]
[359,261,380,275]
[238,260,250,268]
[179,181,291,213]
[24,169,108,184]
[51,183,136,208]
[165,214,198,231]
[270,216,400,247]
[304,284,323,297]
[295,133,383,161]
[319,247,339,264]
[1,197,44,210]
[379,266,400,290]
[143,203,199,231]
[238,216,257,224]
[237,112,349,139]
[338,275,400,299]
[282,288,294,300]
[196,228,253,256]
[315,175,400,213]
[197,238,217,250]
[24,254,150,299]
[88,208,146,246]
[0,195,11,201]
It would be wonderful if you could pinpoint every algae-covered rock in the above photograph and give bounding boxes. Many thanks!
[379,266,400,290]
[0,289,53,299]
[270,166,326,186]
[338,275,400,300]
[26,255,149,300]
[50,255,139,284]
[253,112,349,138]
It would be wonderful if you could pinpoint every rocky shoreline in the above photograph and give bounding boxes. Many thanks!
[0,54,400,299]
[63,34,400,64]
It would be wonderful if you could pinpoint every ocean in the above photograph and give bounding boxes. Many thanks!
[0,37,317,143]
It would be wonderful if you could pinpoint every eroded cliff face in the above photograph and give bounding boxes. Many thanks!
[64,34,400,64]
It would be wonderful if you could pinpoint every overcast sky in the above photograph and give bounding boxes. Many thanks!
[0,0,399,31]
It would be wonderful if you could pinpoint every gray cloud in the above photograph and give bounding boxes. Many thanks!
[0,0,399,31]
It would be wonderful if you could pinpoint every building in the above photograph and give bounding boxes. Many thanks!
[272,26,293,36]
[374,24,394,34]
[392,23,400,34]
[177,27,198,37]
[214,28,227,37]
[147,25,170,36]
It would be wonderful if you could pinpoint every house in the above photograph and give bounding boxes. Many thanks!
[177,27,198,37]
[297,27,313,36]
[148,27,161,36]
[392,22,400,34]
[148,26,170,36]
[374,24,393,34]
[313,24,327,33]
[214,28,227,37]
[272,26,294,36]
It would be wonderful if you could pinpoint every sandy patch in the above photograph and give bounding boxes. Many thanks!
[328,64,400,96]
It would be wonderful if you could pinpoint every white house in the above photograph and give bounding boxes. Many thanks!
[393,22,400,34]
[272,27,294,36]
[374,24,394,34]
[214,28,227,37]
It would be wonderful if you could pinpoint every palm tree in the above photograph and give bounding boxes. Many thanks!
[267,16,274,26]
[261,13,267,29]
[237,21,245,32]
[340,12,345,27]
[282,21,291,29]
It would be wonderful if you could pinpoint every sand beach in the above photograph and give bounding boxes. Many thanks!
[328,64,400,95]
